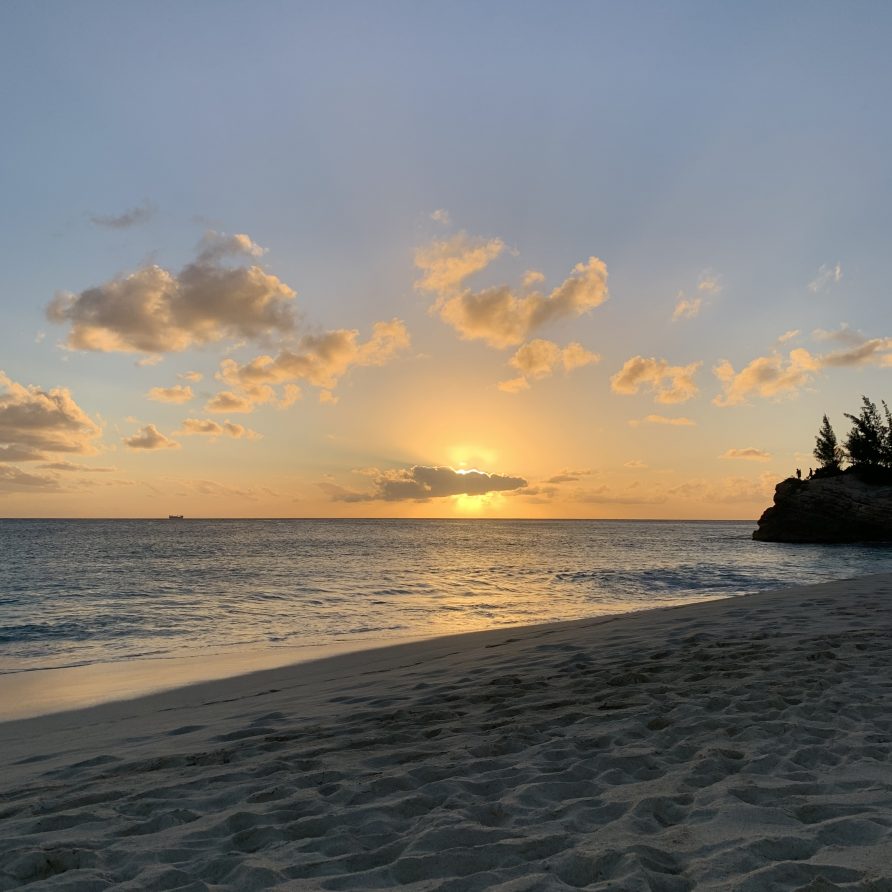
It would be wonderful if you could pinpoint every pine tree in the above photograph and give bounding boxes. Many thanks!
[813,414,841,471]
[881,401,892,468]
[844,396,886,468]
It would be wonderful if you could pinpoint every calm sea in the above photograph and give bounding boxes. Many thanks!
[3,519,892,677]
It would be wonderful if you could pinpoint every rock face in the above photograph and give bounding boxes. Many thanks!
[753,474,892,543]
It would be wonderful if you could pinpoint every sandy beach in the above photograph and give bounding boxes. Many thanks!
[2,574,892,890]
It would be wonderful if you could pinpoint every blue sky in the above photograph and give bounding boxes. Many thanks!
[1,1,891,516]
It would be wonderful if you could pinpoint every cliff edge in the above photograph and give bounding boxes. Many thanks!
[753,473,892,543]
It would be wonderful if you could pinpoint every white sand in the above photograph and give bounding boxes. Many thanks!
[2,574,892,890]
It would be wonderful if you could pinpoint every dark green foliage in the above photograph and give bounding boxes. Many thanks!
[844,396,887,469]
[813,414,841,471]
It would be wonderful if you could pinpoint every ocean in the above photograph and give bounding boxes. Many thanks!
[3,518,892,680]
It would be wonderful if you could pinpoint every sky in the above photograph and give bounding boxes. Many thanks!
[2,0,892,519]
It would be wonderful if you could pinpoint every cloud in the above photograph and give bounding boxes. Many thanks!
[672,271,722,321]
[672,296,703,321]
[697,272,722,295]
[123,424,179,450]
[414,231,609,349]
[90,200,155,229]
[809,262,842,293]
[624,460,648,468]
[414,231,506,294]
[430,209,451,225]
[47,231,296,354]
[713,348,820,406]
[147,384,194,404]
[721,447,772,462]
[715,327,892,406]
[611,356,701,404]
[522,269,545,287]
[497,376,530,394]
[205,391,256,414]
[212,319,410,409]
[545,468,591,483]
[629,414,696,427]
[0,371,101,461]
[0,465,62,493]
[500,339,599,393]
[778,329,800,343]
[177,418,259,439]
[179,371,203,382]
[322,465,527,502]
[571,485,668,505]
[434,257,609,349]
[39,461,115,472]
[812,325,892,367]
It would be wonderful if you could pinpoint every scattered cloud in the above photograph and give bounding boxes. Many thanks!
[39,461,116,472]
[497,376,530,394]
[0,465,62,493]
[205,391,256,414]
[697,271,722,295]
[808,262,842,293]
[212,319,410,410]
[499,339,599,393]
[624,459,648,468]
[629,414,696,427]
[545,468,591,483]
[0,371,101,461]
[778,329,800,343]
[715,326,892,406]
[672,270,722,321]
[318,390,338,405]
[90,200,155,229]
[430,208,451,225]
[570,485,667,505]
[415,230,608,349]
[123,424,179,450]
[713,349,819,406]
[672,296,703,321]
[47,231,296,354]
[177,418,260,439]
[414,231,506,295]
[522,269,545,287]
[321,465,527,502]
[179,371,203,383]
[147,384,193,404]
[611,356,701,404]
[721,447,772,462]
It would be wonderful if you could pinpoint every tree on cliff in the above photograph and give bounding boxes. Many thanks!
[844,396,887,468]
[813,415,842,471]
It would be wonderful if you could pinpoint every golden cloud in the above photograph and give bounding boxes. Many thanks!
[0,371,101,461]
[611,356,701,404]
[147,384,194,404]
[123,424,179,450]
[47,231,296,354]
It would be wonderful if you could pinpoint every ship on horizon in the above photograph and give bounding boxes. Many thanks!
[168,514,184,520]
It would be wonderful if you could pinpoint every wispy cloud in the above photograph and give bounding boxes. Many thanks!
[808,262,842,293]
[721,447,772,462]
[147,384,193,404]
[628,414,696,427]
[90,200,156,229]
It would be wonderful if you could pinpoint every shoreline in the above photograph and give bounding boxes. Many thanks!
[3,573,892,889]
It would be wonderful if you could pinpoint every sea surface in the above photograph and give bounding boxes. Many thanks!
[3,518,892,677]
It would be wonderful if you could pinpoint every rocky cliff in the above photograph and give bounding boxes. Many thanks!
[753,473,892,543]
